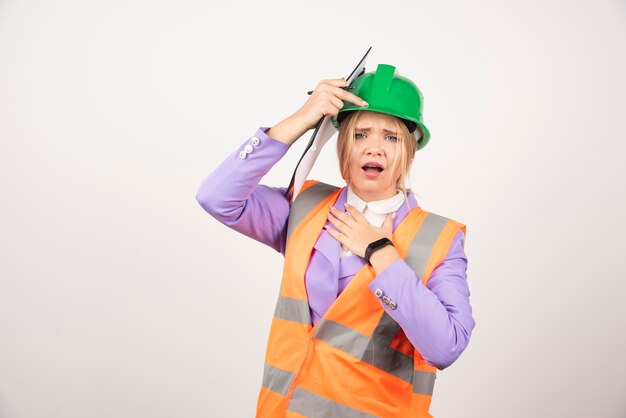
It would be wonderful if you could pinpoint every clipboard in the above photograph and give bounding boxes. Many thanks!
[286,47,372,202]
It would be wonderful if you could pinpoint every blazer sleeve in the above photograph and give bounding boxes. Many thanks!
[196,128,291,254]
[367,230,475,370]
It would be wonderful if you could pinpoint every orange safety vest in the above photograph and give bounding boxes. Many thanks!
[257,181,465,418]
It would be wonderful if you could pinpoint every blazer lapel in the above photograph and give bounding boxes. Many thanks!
[312,187,346,275]
[393,193,419,229]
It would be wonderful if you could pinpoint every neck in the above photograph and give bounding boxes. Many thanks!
[348,185,399,202]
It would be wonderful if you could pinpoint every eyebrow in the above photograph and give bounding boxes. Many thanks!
[354,127,398,135]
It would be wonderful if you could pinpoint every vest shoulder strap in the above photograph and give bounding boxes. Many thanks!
[404,210,466,284]
[287,180,340,242]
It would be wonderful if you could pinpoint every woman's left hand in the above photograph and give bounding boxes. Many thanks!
[325,204,394,258]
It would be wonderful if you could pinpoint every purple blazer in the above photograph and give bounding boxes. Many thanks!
[196,128,475,369]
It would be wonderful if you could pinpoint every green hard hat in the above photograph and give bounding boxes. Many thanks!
[333,64,431,150]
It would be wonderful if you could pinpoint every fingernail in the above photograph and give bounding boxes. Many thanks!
[344,203,349,209]
[392,212,397,219]
[362,101,369,107]
[330,206,336,211]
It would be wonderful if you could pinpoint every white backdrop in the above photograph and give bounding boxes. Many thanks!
[1,0,626,417]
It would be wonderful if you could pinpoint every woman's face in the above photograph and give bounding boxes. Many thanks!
[345,111,404,202]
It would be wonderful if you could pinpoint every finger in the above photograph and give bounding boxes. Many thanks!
[333,87,368,107]
[308,80,346,98]
[324,223,347,245]
[343,204,366,223]
[311,91,341,117]
[322,104,340,117]
[327,212,350,234]
[329,206,356,227]
[319,91,345,115]
[330,95,344,111]
[319,78,347,88]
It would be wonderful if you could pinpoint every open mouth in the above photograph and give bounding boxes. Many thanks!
[362,162,384,172]
[361,162,384,177]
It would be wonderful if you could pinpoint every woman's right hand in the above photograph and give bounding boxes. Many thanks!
[268,78,368,145]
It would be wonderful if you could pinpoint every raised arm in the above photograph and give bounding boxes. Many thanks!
[196,128,292,253]
[196,78,368,253]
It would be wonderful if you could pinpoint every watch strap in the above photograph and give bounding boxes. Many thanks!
[364,238,394,265]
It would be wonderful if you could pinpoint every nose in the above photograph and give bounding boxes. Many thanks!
[364,136,384,156]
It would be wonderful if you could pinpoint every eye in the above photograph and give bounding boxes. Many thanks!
[354,132,366,140]
[385,135,398,142]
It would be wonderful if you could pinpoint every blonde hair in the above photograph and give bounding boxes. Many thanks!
[336,111,418,196]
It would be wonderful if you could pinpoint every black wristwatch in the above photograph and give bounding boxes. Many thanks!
[364,238,394,265]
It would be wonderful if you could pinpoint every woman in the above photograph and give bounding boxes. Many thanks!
[196,64,475,417]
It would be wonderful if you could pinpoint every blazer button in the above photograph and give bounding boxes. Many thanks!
[250,137,260,146]
[388,300,397,310]
[374,288,383,298]
[244,144,254,154]
[239,150,248,159]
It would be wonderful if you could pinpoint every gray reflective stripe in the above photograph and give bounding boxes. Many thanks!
[314,319,372,358]
[363,313,414,383]
[287,182,339,241]
[370,311,401,346]
[314,317,414,383]
[405,212,450,280]
[364,343,414,383]
[288,387,378,418]
[262,363,295,395]
[413,370,436,396]
[274,295,311,325]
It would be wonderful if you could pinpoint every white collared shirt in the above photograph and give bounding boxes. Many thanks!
[340,187,406,258]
